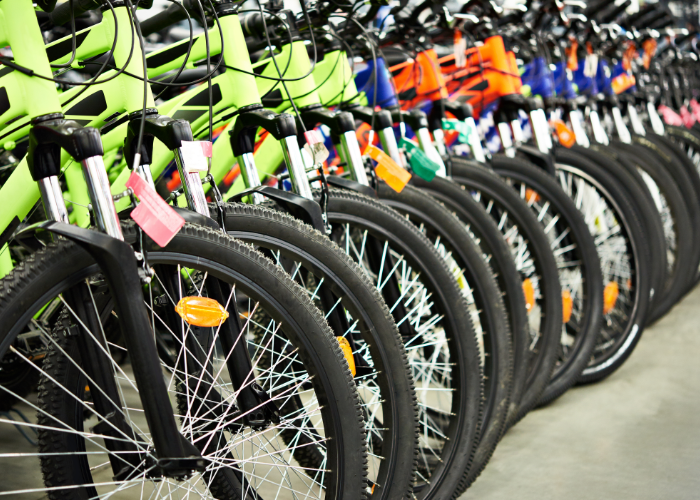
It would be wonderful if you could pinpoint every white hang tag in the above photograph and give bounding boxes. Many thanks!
[303,130,329,166]
[584,54,598,78]
[180,141,212,173]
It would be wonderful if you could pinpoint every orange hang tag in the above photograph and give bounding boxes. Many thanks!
[365,145,411,193]
[551,120,576,148]
[642,39,657,69]
[622,43,636,71]
[611,73,635,95]
[566,39,578,71]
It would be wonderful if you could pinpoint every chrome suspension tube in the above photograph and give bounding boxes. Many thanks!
[498,122,516,157]
[569,109,591,147]
[235,152,265,204]
[415,127,447,176]
[82,156,123,240]
[627,103,646,136]
[135,163,156,190]
[432,128,448,157]
[465,117,487,163]
[338,130,369,186]
[173,148,210,216]
[38,176,70,224]
[280,135,313,200]
[510,119,525,145]
[611,106,632,144]
[648,101,665,135]
[377,127,404,166]
[588,109,610,145]
[529,109,552,153]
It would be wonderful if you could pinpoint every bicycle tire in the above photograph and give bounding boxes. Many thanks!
[575,143,668,306]
[631,133,700,290]
[374,181,513,493]
[0,222,368,499]
[409,173,530,428]
[447,158,563,420]
[602,141,694,321]
[549,149,653,382]
[488,155,604,400]
[319,187,483,500]
[219,201,419,500]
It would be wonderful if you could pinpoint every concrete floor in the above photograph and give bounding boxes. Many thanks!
[461,285,700,500]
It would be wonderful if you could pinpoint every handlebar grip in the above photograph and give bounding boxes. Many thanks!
[597,0,631,24]
[50,0,103,26]
[583,0,610,18]
[240,13,266,38]
[648,15,675,30]
[621,4,658,28]
[140,3,189,37]
[625,8,663,29]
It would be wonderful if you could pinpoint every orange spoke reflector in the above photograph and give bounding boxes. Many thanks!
[524,188,541,204]
[522,278,535,313]
[562,290,573,323]
[336,337,356,377]
[603,281,619,314]
[175,296,230,327]
[365,145,411,193]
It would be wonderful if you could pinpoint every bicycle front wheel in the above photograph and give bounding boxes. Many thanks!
[0,222,367,499]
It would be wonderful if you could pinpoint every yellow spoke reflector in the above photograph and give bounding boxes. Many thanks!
[522,278,535,313]
[336,337,356,377]
[603,281,619,315]
[175,296,230,327]
[562,290,573,323]
[525,188,541,204]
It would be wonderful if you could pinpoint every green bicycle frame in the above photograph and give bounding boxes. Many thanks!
[0,1,69,276]
[107,12,315,203]
[0,4,151,241]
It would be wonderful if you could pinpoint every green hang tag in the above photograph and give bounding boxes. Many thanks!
[441,118,473,144]
[399,137,440,182]
[441,118,461,132]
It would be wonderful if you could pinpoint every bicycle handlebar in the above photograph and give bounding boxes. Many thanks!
[597,0,631,24]
[50,0,104,26]
[140,2,189,37]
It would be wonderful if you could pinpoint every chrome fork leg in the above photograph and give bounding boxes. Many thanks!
[337,130,370,186]
[82,156,123,240]
[173,149,210,216]
[377,127,404,166]
[38,176,70,224]
[280,135,314,200]
[235,152,265,205]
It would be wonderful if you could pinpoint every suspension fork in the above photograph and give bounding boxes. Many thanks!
[388,107,447,175]
[230,105,313,202]
[298,105,368,184]
[124,109,214,217]
[427,100,488,163]
[24,114,200,478]
[229,107,362,358]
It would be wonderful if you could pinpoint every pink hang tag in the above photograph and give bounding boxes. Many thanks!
[304,130,322,145]
[658,105,683,126]
[126,172,185,248]
[690,100,700,121]
[200,140,213,158]
[680,106,696,128]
